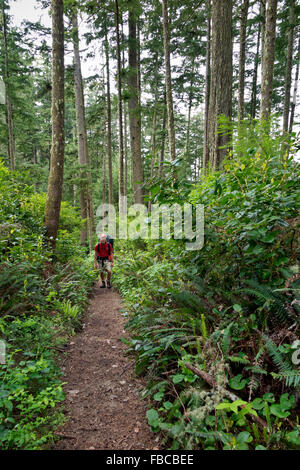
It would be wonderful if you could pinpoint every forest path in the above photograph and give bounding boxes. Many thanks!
[53,284,159,450]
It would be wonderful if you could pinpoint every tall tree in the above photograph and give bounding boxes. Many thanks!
[238,0,249,123]
[115,0,125,207]
[104,17,113,206]
[185,59,195,155]
[207,0,233,169]
[128,0,144,204]
[250,10,262,119]
[283,0,295,133]
[71,11,94,249]
[44,0,65,248]
[203,0,211,170]
[289,33,300,134]
[260,0,278,121]
[102,83,107,204]
[158,90,167,178]
[162,0,176,162]
[121,19,128,198]
[1,1,15,171]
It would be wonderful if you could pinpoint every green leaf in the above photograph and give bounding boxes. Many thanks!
[153,391,164,401]
[233,304,242,313]
[228,374,248,390]
[237,431,253,444]
[172,374,185,384]
[163,401,173,411]
[270,404,290,418]
[286,430,300,446]
[260,233,275,244]
[146,409,159,427]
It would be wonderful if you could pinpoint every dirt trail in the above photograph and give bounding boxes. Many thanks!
[53,284,159,450]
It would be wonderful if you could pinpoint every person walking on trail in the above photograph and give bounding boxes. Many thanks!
[94,233,113,289]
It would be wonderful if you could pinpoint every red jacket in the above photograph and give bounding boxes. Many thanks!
[95,242,113,260]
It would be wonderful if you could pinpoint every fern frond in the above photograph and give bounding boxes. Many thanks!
[262,333,291,374]
[171,290,205,312]
[239,280,299,326]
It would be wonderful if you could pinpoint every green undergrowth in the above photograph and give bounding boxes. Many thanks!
[0,161,97,449]
[114,125,300,450]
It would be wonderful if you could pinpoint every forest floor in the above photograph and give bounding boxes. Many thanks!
[53,283,160,450]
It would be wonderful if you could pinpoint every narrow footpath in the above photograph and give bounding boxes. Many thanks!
[53,284,160,450]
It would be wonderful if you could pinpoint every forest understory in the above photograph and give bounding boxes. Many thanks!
[1,0,300,452]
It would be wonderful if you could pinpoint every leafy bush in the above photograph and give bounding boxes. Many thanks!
[114,123,300,450]
[0,161,97,449]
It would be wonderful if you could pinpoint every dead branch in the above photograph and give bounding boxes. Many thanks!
[184,363,268,429]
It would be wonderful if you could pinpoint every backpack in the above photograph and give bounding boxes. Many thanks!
[106,235,114,249]
[96,240,113,258]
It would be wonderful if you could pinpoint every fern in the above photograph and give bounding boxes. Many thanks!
[246,362,267,400]
[171,290,205,313]
[239,279,299,326]
[271,371,300,388]
[263,333,300,389]
[201,314,208,339]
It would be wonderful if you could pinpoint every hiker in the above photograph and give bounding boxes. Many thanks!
[94,233,113,289]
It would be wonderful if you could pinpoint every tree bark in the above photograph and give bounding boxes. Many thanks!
[283,0,295,133]
[250,17,261,119]
[102,75,107,204]
[186,60,195,156]
[289,33,300,134]
[44,0,65,249]
[104,21,114,206]
[260,0,278,121]
[203,0,211,170]
[122,19,128,198]
[207,0,233,169]
[72,12,95,250]
[115,0,125,207]
[162,0,176,162]
[128,3,144,204]
[261,0,266,56]
[158,91,167,178]
[150,57,159,181]
[238,0,249,123]
[2,2,15,171]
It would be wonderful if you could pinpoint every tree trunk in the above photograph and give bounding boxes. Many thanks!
[238,0,249,123]
[150,98,158,181]
[122,20,128,198]
[162,0,176,162]
[283,0,295,133]
[186,60,195,155]
[289,33,300,134]
[250,18,261,119]
[2,2,15,171]
[158,90,167,178]
[115,0,125,207]
[150,57,159,181]
[137,20,142,107]
[72,12,94,250]
[260,0,278,121]
[44,0,65,249]
[102,76,107,204]
[207,0,233,169]
[104,22,113,206]
[203,0,211,170]
[261,0,266,56]
[128,3,144,204]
